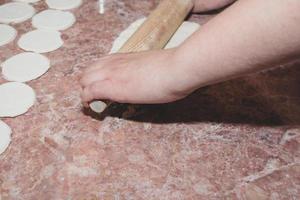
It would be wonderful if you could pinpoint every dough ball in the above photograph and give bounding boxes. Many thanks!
[32,9,76,31]
[110,18,200,53]
[0,120,12,155]
[0,24,17,46]
[46,0,82,10]
[0,82,36,117]
[1,52,50,82]
[89,101,107,113]
[18,29,63,53]
[0,2,35,24]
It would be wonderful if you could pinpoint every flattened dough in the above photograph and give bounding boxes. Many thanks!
[110,18,200,53]
[0,2,35,24]
[32,9,76,31]
[0,82,36,117]
[0,120,12,155]
[46,0,82,10]
[1,52,50,82]
[18,29,63,53]
[165,21,200,49]
[0,24,17,46]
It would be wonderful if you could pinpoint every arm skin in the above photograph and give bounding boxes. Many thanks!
[80,0,300,105]
[177,0,300,92]
[192,0,235,13]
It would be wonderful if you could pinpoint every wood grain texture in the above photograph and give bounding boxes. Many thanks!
[119,0,193,52]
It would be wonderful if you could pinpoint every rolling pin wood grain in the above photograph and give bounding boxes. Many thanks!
[90,0,194,113]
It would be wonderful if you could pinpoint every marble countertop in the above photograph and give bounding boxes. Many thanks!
[0,0,299,199]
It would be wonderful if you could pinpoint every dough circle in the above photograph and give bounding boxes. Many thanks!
[1,52,50,82]
[110,18,200,53]
[46,0,82,10]
[18,29,63,53]
[0,120,12,155]
[32,9,76,31]
[0,82,36,117]
[0,24,17,46]
[0,2,35,24]
[14,0,41,3]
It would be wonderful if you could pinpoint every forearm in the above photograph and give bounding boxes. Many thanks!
[177,0,300,89]
[192,0,235,13]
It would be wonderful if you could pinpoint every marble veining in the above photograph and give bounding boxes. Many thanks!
[0,0,299,199]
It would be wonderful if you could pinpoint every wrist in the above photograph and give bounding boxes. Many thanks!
[167,46,205,95]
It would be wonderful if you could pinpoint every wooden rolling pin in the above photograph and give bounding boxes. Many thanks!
[90,0,194,113]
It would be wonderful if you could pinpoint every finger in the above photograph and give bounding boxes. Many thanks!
[81,80,114,103]
[80,68,108,88]
[77,86,87,107]
[82,60,106,77]
[85,52,136,73]
[83,53,125,75]
[80,54,133,87]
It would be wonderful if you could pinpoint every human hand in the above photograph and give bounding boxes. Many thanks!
[80,49,198,105]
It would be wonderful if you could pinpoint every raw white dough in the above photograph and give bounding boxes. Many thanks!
[0,24,17,46]
[0,120,12,155]
[14,0,41,3]
[165,21,200,49]
[89,101,107,113]
[46,0,82,10]
[110,18,200,53]
[0,2,35,24]
[1,52,50,82]
[32,9,76,31]
[110,18,146,54]
[0,82,36,117]
[18,29,63,53]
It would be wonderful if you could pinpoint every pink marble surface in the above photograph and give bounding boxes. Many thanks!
[0,0,299,199]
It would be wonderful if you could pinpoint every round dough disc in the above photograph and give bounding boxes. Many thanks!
[0,24,17,46]
[0,2,35,24]
[32,9,76,31]
[0,82,36,117]
[1,52,50,82]
[14,0,41,3]
[18,29,63,53]
[0,120,12,155]
[110,18,200,53]
[46,0,82,10]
